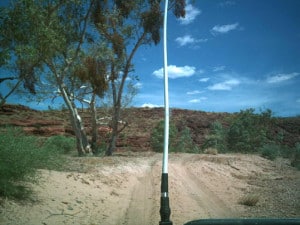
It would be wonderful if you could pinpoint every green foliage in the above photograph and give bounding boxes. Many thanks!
[150,120,177,152]
[202,109,300,167]
[203,108,279,154]
[150,120,198,153]
[260,144,280,161]
[93,141,108,156]
[74,56,109,98]
[177,127,199,153]
[291,143,300,170]
[42,135,75,154]
[203,121,227,153]
[0,128,37,198]
[0,0,88,95]
[0,127,65,199]
[276,142,300,170]
[91,0,181,155]
[227,108,272,152]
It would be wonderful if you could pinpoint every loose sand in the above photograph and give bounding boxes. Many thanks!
[1,153,299,225]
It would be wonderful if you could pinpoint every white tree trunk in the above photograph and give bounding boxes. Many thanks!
[90,93,99,154]
[60,84,89,156]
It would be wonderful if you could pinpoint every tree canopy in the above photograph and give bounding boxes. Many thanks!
[0,0,186,156]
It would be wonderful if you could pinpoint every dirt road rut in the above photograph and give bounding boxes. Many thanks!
[122,154,234,225]
[1,153,299,225]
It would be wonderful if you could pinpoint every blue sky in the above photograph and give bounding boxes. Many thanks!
[1,0,300,117]
[132,0,300,117]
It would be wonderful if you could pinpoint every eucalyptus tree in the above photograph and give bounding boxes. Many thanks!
[91,0,186,156]
[0,76,19,107]
[0,0,185,156]
[0,1,40,107]
[0,0,97,156]
[73,46,110,154]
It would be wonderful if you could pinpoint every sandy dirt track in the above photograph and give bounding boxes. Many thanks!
[1,153,299,225]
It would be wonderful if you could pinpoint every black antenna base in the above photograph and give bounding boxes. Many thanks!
[159,173,172,225]
[159,196,172,225]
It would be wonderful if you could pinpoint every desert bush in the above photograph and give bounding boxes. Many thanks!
[227,108,272,153]
[279,144,294,159]
[238,194,260,206]
[92,140,107,156]
[150,120,178,152]
[150,120,198,153]
[0,127,65,199]
[291,143,300,170]
[203,121,227,153]
[260,143,280,161]
[203,109,278,154]
[177,127,199,153]
[42,135,75,154]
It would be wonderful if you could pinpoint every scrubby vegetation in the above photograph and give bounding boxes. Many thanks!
[226,109,272,153]
[42,135,76,154]
[203,109,272,153]
[202,121,227,153]
[260,144,281,161]
[0,128,70,199]
[149,108,300,170]
[202,108,300,169]
[151,120,199,153]
[291,143,300,170]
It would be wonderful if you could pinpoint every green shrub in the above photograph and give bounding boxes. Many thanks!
[0,127,65,199]
[43,135,75,154]
[177,127,199,153]
[202,108,279,154]
[203,121,227,153]
[150,120,177,152]
[260,143,280,161]
[279,145,293,159]
[150,120,198,153]
[291,143,300,170]
[227,108,272,153]
[91,140,107,156]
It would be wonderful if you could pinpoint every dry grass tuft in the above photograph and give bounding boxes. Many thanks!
[238,194,260,206]
[204,147,218,155]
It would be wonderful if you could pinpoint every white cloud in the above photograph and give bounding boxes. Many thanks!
[178,3,201,25]
[189,99,200,103]
[189,97,207,103]
[208,79,240,90]
[211,23,239,35]
[141,103,162,108]
[175,35,208,47]
[134,82,143,89]
[267,72,299,84]
[198,69,205,74]
[152,65,196,79]
[199,77,210,82]
[187,90,203,95]
[219,1,236,7]
[213,66,226,72]
[175,35,194,46]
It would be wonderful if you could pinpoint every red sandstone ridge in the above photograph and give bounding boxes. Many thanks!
[1,104,299,151]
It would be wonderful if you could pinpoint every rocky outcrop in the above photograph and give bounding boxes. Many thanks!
[1,104,299,151]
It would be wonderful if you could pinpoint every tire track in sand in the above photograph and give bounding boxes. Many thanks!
[168,155,234,224]
[121,154,233,225]
[121,158,161,225]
